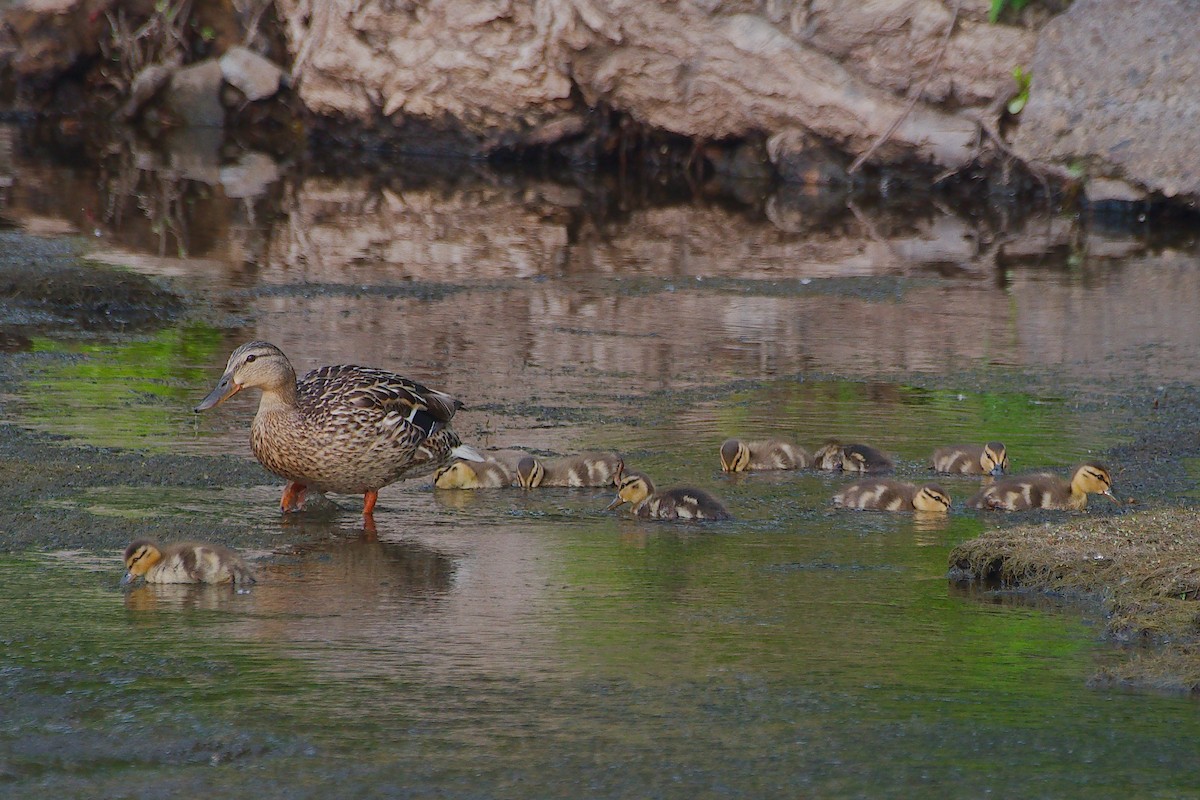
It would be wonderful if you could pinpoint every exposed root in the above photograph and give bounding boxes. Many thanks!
[848,0,960,175]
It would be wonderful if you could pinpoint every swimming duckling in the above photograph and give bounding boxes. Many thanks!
[931,442,1008,476]
[433,458,515,489]
[814,441,893,473]
[968,462,1118,511]
[516,452,624,488]
[605,471,732,521]
[719,438,813,472]
[833,480,951,512]
[813,441,845,471]
[121,539,256,586]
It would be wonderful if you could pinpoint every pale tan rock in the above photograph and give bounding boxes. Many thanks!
[219,46,284,102]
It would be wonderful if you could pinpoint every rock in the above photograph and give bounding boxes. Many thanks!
[219,46,283,102]
[165,59,225,127]
[767,129,850,186]
[219,151,281,199]
[2,0,104,81]
[1014,0,1200,202]
[120,62,174,120]
[1085,177,1147,205]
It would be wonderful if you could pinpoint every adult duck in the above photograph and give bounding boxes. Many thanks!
[195,341,480,516]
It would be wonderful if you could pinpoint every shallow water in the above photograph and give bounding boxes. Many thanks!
[2,127,1199,797]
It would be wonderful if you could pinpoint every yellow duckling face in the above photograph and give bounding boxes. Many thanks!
[515,456,544,489]
[982,442,1009,477]
[605,472,654,511]
[434,461,480,489]
[1073,463,1119,502]
[194,341,292,411]
[719,439,750,472]
[913,484,952,512]
[121,539,163,586]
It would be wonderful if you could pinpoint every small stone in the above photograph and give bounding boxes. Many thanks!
[165,59,225,127]
[219,46,283,102]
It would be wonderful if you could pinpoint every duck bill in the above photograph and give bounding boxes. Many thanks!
[605,496,628,512]
[989,465,1006,478]
[194,373,242,412]
[119,571,136,588]
[1102,490,1122,506]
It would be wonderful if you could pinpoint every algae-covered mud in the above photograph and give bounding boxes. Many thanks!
[4,129,1200,797]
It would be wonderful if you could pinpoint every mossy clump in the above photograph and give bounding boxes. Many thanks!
[951,508,1200,691]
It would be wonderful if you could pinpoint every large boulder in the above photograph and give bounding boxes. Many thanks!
[1013,0,1200,202]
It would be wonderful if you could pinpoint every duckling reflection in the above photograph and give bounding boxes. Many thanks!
[719,438,813,472]
[931,442,1008,477]
[968,463,1119,511]
[121,539,255,586]
[516,452,624,488]
[605,471,732,521]
[124,582,250,612]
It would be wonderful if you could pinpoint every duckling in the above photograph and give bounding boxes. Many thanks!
[605,471,732,521]
[813,441,845,471]
[433,458,515,489]
[833,479,951,512]
[515,452,624,488]
[968,462,1118,511]
[814,441,893,473]
[121,539,256,586]
[439,455,518,489]
[931,442,1008,476]
[719,438,813,472]
[194,341,481,517]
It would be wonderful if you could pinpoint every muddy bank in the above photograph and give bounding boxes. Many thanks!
[5,1,1200,207]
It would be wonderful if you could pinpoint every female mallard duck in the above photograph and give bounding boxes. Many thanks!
[121,539,255,586]
[515,452,624,488]
[195,341,480,516]
[719,438,813,472]
[968,462,1119,511]
[605,471,731,521]
[434,458,515,489]
[931,442,1008,476]
[833,480,951,512]
[814,440,893,473]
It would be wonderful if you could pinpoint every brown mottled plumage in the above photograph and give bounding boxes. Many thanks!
[121,540,255,586]
[434,459,515,489]
[194,341,480,516]
[516,452,624,488]
[719,438,813,472]
[931,442,1008,476]
[813,441,893,473]
[833,479,951,512]
[968,462,1118,511]
[605,471,731,521]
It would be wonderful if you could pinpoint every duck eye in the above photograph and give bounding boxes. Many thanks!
[245,354,257,363]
